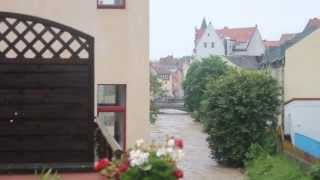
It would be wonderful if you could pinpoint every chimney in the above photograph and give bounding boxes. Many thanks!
[201,18,207,29]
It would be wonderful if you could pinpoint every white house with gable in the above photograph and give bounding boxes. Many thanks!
[194,18,266,59]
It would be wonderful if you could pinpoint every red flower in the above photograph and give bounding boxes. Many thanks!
[118,162,129,173]
[175,138,184,149]
[94,158,110,172]
[174,169,184,179]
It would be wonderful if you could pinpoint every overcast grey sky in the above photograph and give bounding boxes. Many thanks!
[150,0,320,60]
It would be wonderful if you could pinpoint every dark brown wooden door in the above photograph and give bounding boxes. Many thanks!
[0,12,94,170]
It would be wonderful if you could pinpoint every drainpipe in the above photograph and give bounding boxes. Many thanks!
[279,56,286,150]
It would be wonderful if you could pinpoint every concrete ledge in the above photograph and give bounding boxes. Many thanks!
[0,173,103,180]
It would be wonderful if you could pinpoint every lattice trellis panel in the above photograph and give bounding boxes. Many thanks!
[0,12,93,61]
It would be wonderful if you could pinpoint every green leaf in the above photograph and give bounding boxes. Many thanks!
[141,164,152,171]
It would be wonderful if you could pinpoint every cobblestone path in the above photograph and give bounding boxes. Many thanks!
[150,109,244,180]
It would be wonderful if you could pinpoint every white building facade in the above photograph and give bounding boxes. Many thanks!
[194,19,265,59]
[194,23,225,58]
[284,100,320,158]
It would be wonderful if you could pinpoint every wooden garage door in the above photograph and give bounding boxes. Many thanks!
[0,12,94,170]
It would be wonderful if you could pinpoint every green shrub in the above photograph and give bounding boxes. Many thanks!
[190,111,200,121]
[260,131,279,155]
[247,155,311,180]
[204,70,281,166]
[309,163,320,180]
[150,101,160,124]
[183,56,230,114]
[150,72,165,124]
[245,144,268,164]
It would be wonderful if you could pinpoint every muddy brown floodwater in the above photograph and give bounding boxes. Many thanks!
[150,109,245,180]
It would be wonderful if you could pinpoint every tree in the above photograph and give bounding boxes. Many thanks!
[183,56,230,116]
[150,72,165,124]
[203,70,281,166]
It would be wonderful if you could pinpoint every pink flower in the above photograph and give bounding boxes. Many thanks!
[94,158,110,172]
[174,169,184,179]
[175,138,184,149]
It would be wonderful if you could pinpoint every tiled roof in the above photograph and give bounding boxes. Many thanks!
[264,33,296,48]
[152,64,174,75]
[151,55,191,75]
[195,28,205,42]
[195,18,208,43]
[157,55,192,70]
[263,17,320,66]
[264,40,281,48]
[216,27,257,43]
[226,56,262,70]
[304,18,320,31]
[279,33,296,44]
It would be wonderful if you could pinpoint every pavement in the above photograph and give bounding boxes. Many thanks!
[150,109,245,180]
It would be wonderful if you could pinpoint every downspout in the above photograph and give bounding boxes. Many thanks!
[279,55,286,150]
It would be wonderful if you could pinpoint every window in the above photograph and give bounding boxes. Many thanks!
[211,42,215,48]
[97,85,126,149]
[160,74,170,80]
[204,42,207,48]
[97,0,126,9]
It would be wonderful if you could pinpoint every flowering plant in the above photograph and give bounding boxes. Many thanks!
[95,137,185,180]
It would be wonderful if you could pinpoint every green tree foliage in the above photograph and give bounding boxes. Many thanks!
[183,56,230,116]
[150,72,165,124]
[203,70,281,166]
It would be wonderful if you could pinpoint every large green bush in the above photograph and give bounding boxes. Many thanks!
[183,56,229,115]
[204,70,281,166]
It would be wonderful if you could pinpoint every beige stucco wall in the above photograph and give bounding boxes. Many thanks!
[284,29,320,102]
[0,0,150,147]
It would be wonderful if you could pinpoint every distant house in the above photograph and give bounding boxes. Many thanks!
[263,17,320,65]
[284,29,320,159]
[259,17,320,162]
[194,18,265,59]
[262,17,320,83]
[151,56,191,98]
[153,65,174,97]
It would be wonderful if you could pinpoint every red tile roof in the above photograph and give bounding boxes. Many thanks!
[216,27,257,43]
[195,28,205,42]
[194,18,208,43]
[264,40,281,48]
[264,33,296,48]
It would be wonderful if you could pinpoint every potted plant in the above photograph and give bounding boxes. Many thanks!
[95,137,185,180]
